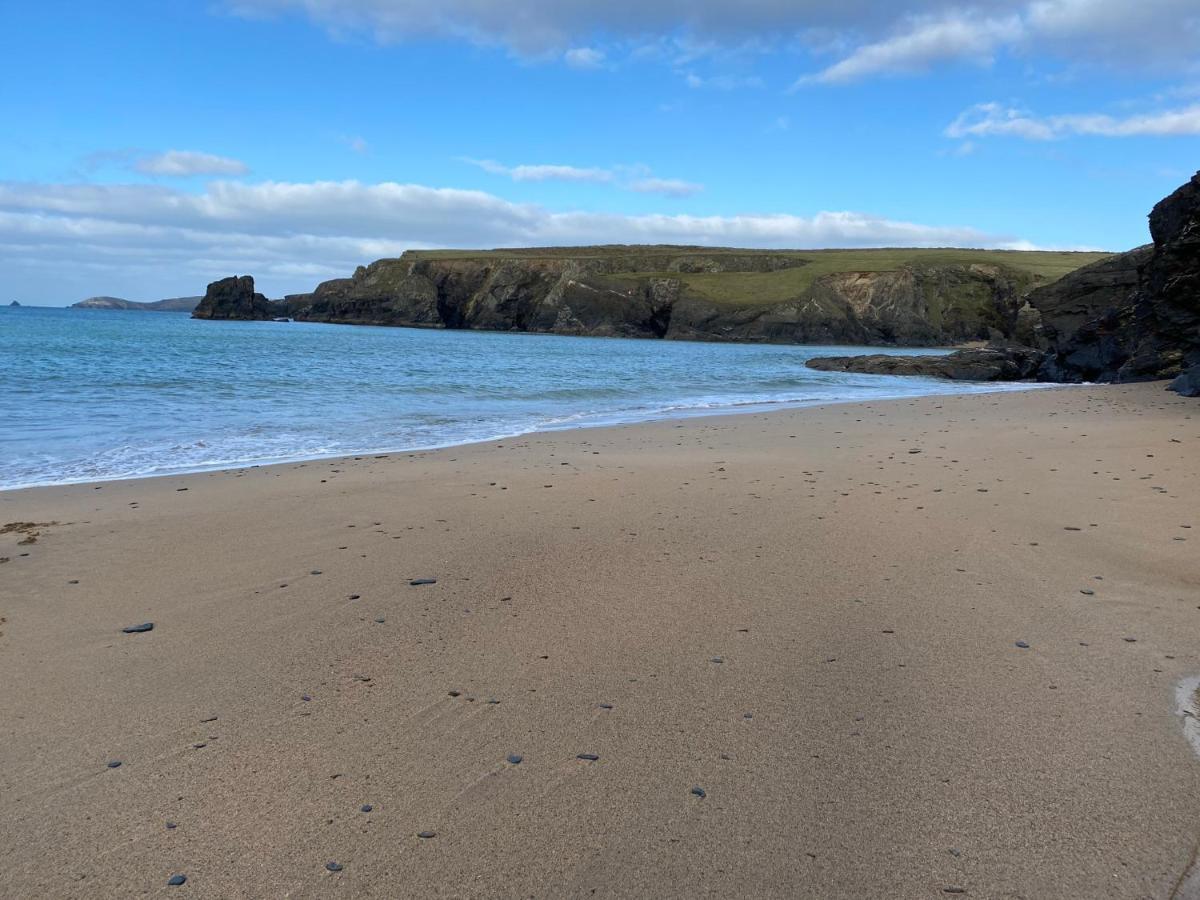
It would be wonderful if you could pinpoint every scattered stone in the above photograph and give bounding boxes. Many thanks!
[167,875,187,886]
[417,831,436,839]
[410,578,437,586]
[166,822,177,830]
[1015,640,1031,649]
[310,570,322,575]
[1080,588,1095,595]
[106,760,122,768]
[348,594,361,600]
[374,617,386,624]
[599,703,614,710]
[301,694,312,702]
[1124,637,1138,643]
[200,716,218,723]
[710,656,724,664]
[325,862,343,872]
[690,786,707,799]
[448,690,461,697]
[577,753,600,761]
[361,804,373,813]
[121,622,154,634]
[506,754,523,765]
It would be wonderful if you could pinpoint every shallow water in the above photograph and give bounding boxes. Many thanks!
[1,306,1044,489]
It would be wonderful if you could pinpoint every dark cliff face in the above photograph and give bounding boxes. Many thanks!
[261,252,1037,347]
[192,276,279,320]
[1029,172,1200,383]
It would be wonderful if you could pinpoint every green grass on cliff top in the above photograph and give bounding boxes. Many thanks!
[404,246,1110,306]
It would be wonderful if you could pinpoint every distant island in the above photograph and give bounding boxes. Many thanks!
[8,300,20,307]
[73,295,202,312]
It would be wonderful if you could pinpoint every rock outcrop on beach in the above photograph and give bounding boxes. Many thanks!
[192,276,276,320]
[805,345,1044,381]
[73,295,202,312]
[193,247,1102,347]
[1028,172,1200,387]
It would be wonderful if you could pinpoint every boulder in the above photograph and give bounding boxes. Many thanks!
[1169,369,1200,397]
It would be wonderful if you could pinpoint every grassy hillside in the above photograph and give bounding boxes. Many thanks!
[402,247,1111,307]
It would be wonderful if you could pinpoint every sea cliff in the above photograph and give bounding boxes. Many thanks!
[193,247,1102,347]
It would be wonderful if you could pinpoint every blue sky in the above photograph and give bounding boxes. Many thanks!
[2,0,1198,304]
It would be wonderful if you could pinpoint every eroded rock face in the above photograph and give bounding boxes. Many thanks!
[268,252,1038,346]
[805,345,1044,381]
[192,276,279,320]
[1029,172,1200,383]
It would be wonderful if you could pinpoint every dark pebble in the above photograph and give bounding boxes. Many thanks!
[944,889,966,895]
[410,578,437,586]
[1124,637,1138,643]
[1080,589,1095,595]
[301,694,312,702]
[448,690,461,697]
[374,617,386,623]
[577,753,600,761]
[361,804,373,813]
[166,821,177,829]
[106,760,122,768]
[690,786,707,799]
[710,656,724,664]
[417,830,436,839]
[200,716,218,723]
[325,862,343,872]
[121,622,154,634]
[167,875,187,886]
[1015,640,1030,649]
[598,703,614,709]
[348,594,361,600]
[506,753,523,764]
[310,570,322,575]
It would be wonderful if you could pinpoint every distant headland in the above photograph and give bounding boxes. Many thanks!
[73,295,202,312]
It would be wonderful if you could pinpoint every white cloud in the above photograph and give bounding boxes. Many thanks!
[627,177,703,197]
[462,158,615,183]
[683,71,764,90]
[461,158,703,195]
[799,0,1200,84]
[0,178,1031,302]
[799,13,1022,85]
[134,150,250,177]
[563,46,605,68]
[946,101,1200,140]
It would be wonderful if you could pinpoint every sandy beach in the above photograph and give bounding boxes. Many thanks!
[1,382,1198,899]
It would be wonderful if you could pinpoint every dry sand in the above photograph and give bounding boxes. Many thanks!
[1,382,1198,899]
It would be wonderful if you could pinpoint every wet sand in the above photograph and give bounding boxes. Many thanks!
[1,382,1198,898]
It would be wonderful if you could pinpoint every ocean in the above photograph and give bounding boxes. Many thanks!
[0,306,1042,490]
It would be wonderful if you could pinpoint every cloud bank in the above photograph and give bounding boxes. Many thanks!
[0,178,1033,302]
[227,0,1200,80]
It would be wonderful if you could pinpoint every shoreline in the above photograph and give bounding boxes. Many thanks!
[2,381,1197,897]
[1,377,1057,494]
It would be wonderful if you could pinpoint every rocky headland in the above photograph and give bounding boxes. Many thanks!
[807,172,1200,394]
[192,247,1100,346]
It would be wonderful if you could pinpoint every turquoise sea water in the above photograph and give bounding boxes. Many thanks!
[0,306,1041,490]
